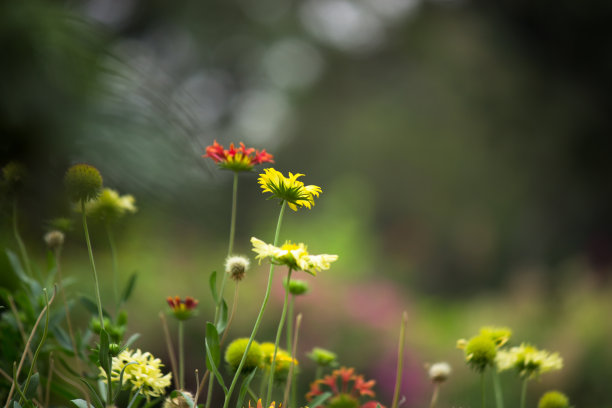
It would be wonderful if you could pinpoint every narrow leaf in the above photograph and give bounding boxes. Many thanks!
[237,367,258,408]
[71,399,93,408]
[23,372,39,399]
[205,322,226,393]
[209,271,218,303]
[121,273,137,304]
[79,379,105,408]
[309,391,333,408]
[215,299,228,334]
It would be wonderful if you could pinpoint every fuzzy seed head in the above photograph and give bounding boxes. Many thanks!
[538,391,570,408]
[64,164,103,202]
[225,256,250,281]
[44,230,65,250]
[225,338,262,372]
[428,362,451,383]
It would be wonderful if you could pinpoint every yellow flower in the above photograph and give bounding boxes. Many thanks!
[258,168,322,211]
[495,343,563,379]
[83,188,137,221]
[100,348,172,400]
[249,399,279,408]
[251,237,338,276]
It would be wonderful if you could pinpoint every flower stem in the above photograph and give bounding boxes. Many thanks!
[105,222,120,307]
[179,320,185,390]
[481,372,486,408]
[520,379,528,408]
[286,296,294,353]
[429,384,440,408]
[266,268,293,406]
[222,201,287,408]
[491,369,504,408]
[81,200,104,330]
[12,199,32,277]
[283,313,302,408]
[391,311,408,408]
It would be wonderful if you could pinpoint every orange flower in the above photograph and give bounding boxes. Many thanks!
[203,140,274,172]
[306,367,380,408]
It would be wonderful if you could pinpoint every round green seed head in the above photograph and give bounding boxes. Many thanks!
[285,279,310,296]
[465,334,497,372]
[538,391,570,408]
[64,164,103,202]
[327,394,360,408]
[225,338,262,372]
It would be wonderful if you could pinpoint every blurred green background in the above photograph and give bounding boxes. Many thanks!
[2,0,612,406]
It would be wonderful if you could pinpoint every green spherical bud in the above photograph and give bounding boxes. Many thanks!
[465,334,497,372]
[308,347,337,367]
[285,279,310,296]
[64,164,103,202]
[108,343,121,357]
[327,394,359,408]
[90,317,111,334]
[225,338,262,373]
[538,391,570,408]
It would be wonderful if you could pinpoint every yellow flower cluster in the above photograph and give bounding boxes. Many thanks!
[496,343,563,379]
[100,348,172,400]
[84,188,137,221]
[251,237,338,276]
[258,168,322,211]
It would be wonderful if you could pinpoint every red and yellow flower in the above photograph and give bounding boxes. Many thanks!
[306,367,383,408]
[203,141,274,172]
[166,296,198,321]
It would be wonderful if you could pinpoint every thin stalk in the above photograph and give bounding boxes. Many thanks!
[222,201,287,408]
[429,384,439,408]
[491,369,504,408]
[179,320,185,390]
[391,312,408,408]
[246,387,258,403]
[286,296,294,353]
[205,367,214,408]
[283,313,302,408]
[259,372,268,401]
[12,199,32,277]
[314,367,322,381]
[55,247,82,375]
[159,313,180,389]
[81,200,104,329]
[520,379,528,408]
[481,372,486,408]
[265,268,293,406]
[105,222,120,306]
[7,296,34,362]
[45,353,54,408]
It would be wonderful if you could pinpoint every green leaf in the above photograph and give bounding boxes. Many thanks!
[5,249,40,295]
[170,390,195,408]
[216,299,228,334]
[12,401,22,408]
[79,379,105,408]
[79,296,110,318]
[98,329,112,402]
[205,322,227,393]
[209,271,218,303]
[126,387,143,408]
[309,391,332,408]
[71,399,93,408]
[121,273,137,304]
[117,333,140,354]
[237,367,258,408]
[112,362,137,401]
[23,372,39,399]
[51,326,74,353]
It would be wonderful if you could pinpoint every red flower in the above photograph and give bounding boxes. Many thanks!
[203,141,274,171]
[306,367,379,408]
[166,296,199,320]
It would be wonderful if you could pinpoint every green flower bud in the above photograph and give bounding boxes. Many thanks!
[109,343,121,357]
[47,217,73,232]
[90,317,111,334]
[284,279,310,296]
[464,334,497,372]
[225,338,262,373]
[327,394,360,408]
[538,391,570,408]
[64,164,103,203]
[308,347,338,367]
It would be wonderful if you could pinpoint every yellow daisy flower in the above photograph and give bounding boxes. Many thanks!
[100,348,172,400]
[495,343,563,379]
[83,188,137,221]
[251,237,338,276]
[258,168,322,211]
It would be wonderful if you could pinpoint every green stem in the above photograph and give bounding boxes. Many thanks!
[391,312,408,408]
[222,201,287,408]
[265,268,293,406]
[481,372,486,408]
[491,369,504,408]
[81,200,104,330]
[246,387,258,404]
[520,379,528,408]
[105,222,120,307]
[208,172,239,406]
[315,367,322,381]
[179,320,185,390]
[286,296,294,354]
[12,199,32,277]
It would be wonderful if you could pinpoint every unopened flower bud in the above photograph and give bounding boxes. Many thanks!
[225,338,262,373]
[538,391,570,408]
[225,256,250,282]
[109,343,121,356]
[44,230,65,250]
[64,164,103,203]
[284,279,310,296]
[307,347,337,367]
